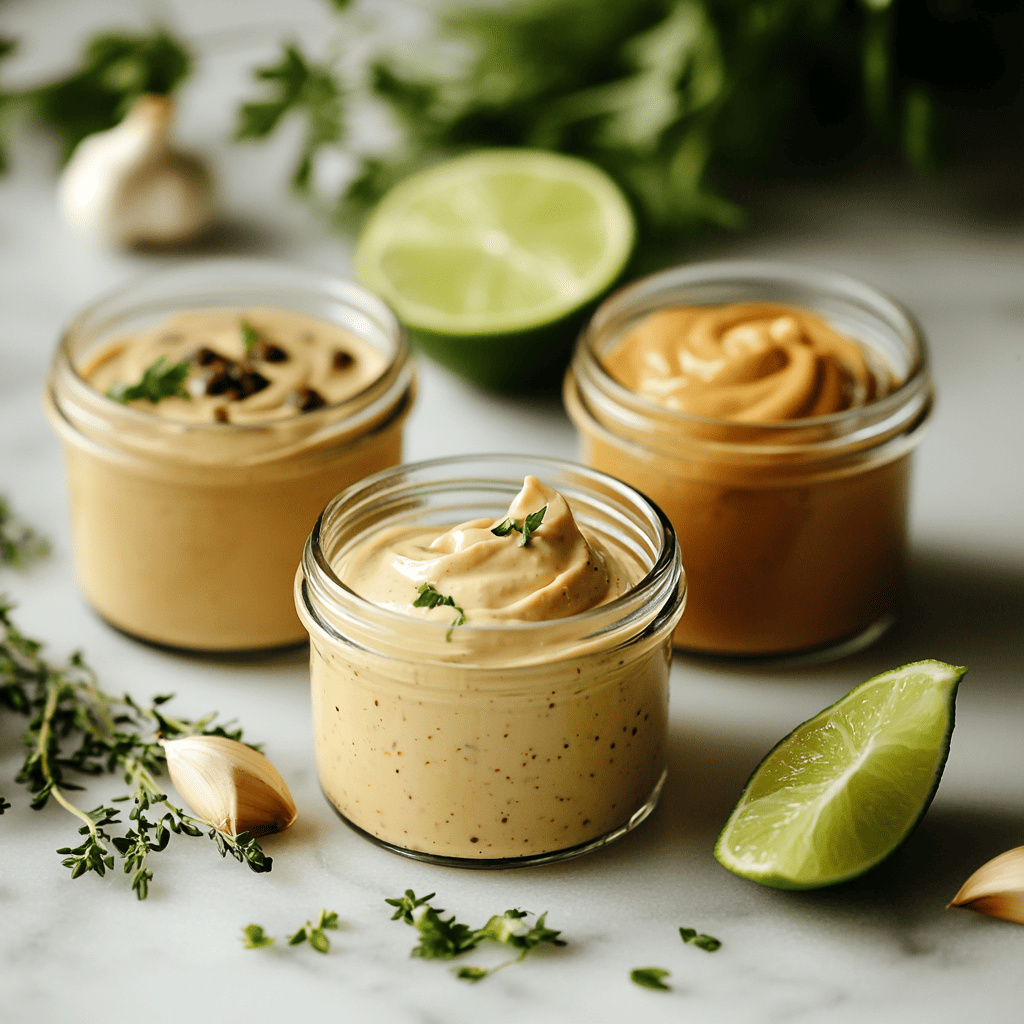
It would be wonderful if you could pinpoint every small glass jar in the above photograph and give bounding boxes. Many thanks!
[565,261,934,659]
[295,454,685,867]
[44,260,415,652]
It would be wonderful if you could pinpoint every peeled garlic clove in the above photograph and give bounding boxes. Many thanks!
[58,93,215,248]
[950,846,1024,924]
[161,735,297,837]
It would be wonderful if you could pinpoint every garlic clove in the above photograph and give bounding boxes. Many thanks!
[161,735,297,837]
[58,93,215,248]
[949,846,1024,925]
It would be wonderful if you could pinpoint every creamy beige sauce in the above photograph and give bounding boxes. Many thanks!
[603,303,887,420]
[53,307,406,651]
[337,476,631,625]
[306,477,673,860]
[85,308,386,424]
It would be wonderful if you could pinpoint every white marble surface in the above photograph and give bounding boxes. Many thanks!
[1,2,1023,1022]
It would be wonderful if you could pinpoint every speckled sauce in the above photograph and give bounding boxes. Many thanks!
[309,629,670,859]
[300,475,679,861]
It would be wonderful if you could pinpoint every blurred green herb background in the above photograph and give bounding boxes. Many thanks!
[1,0,1022,240]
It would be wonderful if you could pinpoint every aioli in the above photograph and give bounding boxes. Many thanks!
[307,476,674,860]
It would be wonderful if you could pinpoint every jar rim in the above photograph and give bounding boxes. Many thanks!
[299,453,686,667]
[574,258,932,437]
[53,257,412,434]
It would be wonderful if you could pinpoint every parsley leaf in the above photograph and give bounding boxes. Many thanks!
[680,926,721,952]
[631,967,671,991]
[490,505,547,547]
[106,355,191,405]
[413,583,465,642]
[242,924,275,949]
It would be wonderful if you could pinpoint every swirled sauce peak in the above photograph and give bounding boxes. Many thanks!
[84,308,386,425]
[603,303,893,421]
[338,476,636,625]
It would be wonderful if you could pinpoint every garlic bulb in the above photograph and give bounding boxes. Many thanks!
[161,735,297,837]
[949,846,1024,924]
[58,93,215,248]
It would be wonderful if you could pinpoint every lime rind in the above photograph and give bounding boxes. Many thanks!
[714,660,967,890]
[355,149,635,336]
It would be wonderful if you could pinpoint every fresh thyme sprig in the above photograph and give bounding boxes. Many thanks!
[106,355,191,404]
[0,497,49,568]
[0,598,272,897]
[289,909,340,953]
[490,505,547,547]
[413,583,466,642]
[385,890,565,983]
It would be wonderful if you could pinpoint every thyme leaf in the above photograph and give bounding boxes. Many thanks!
[240,319,260,356]
[631,967,671,990]
[106,355,191,405]
[242,924,275,949]
[0,598,272,897]
[680,926,721,952]
[386,890,565,982]
[0,497,49,568]
[413,583,465,642]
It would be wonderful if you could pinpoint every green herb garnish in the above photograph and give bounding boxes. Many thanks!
[0,497,49,569]
[631,967,671,991]
[240,319,260,356]
[413,583,466,642]
[680,926,721,952]
[106,355,191,405]
[0,599,271,897]
[288,909,340,953]
[490,505,547,547]
[385,890,565,983]
[242,924,275,949]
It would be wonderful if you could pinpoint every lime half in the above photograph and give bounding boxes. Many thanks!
[355,149,635,390]
[715,660,967,890]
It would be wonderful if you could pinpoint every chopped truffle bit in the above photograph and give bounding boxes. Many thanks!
[287,385,327,412]
[235,368,271,398]
[213,405,230,423]
[249,340,289,363]
[332,348,355,371]
[189,346,226,367]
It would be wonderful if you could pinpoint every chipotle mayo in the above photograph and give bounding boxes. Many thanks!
[567,293,923,657]
[304,475,678,861]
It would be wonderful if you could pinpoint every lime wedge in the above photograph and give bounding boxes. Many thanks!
[714,660,967,889]
[355,149,635,390]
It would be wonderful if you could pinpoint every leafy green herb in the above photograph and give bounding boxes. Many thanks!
[631,967,671,991]
[490,505,547,547]
[240,319,260,356]
[0,598,271,897]
[242,924,275,949]
[413,583,466,642]
[288,909,340,953]
[0,497,49,569]
[386,890,565,983]
[106,355,191,405]
[680,926,721,952]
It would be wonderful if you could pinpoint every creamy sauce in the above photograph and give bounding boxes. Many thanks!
[603,303,888,420]
[305,477,674,860]
[337,476,631,625]
[575,300,911,655]
[85,308,386,424]
[52,306,406,651]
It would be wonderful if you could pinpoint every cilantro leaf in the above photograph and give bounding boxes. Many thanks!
[106,355,191,405]
[631,967,671,991]
[242,924,275,949]
[413,583,466,641]
[680,926,721,952]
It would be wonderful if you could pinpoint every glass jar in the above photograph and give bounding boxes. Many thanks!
[44,260,415,652]
[295,454,685,867]
[565,260,934,659]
